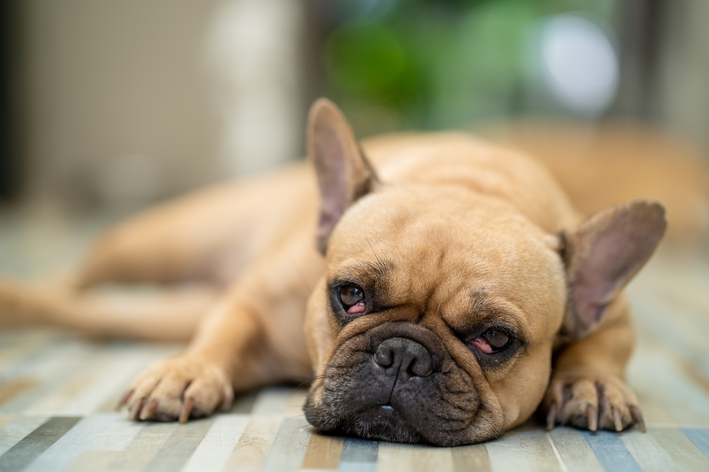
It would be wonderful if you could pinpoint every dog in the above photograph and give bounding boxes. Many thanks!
[0,99,665,446]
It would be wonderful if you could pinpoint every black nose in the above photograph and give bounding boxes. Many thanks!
[374,337,433,380]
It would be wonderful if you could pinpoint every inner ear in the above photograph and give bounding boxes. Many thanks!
[308,98,379,254]
[561,200,666,339]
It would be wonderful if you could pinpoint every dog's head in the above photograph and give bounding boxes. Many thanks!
[302,99,666,446]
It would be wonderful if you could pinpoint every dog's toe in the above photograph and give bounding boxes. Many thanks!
[543,371,644,432]
[120,354,233,423]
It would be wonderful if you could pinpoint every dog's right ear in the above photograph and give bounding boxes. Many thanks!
[308,98,380,254]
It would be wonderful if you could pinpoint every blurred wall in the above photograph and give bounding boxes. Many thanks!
[20,0,303,208]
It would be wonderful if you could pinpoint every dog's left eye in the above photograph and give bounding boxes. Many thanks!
[338,285,366,315]
[472,328,511,354]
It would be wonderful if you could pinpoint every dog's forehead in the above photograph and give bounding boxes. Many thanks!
[327,187,566,330]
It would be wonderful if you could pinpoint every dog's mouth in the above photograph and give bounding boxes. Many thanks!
[345,403,426,444]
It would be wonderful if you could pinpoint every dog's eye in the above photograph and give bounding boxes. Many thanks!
[338,285,366,314]
[472,328,511,354]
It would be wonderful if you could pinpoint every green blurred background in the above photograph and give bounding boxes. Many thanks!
[0,0,706,208]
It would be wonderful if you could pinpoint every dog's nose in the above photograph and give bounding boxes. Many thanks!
[374,337,433,379]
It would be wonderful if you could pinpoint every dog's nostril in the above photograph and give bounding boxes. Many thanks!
[374,346,394,367]
[374,337,433,378]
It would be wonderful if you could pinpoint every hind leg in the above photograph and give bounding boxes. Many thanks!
[75,182,258,287]
[76,167,310,288]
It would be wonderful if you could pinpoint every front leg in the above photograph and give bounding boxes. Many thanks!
[543,310,645,432]
[120,295,272,422]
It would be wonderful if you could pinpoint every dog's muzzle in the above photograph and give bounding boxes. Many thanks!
[304,323,481,445]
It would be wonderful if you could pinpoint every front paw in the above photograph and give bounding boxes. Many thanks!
[543,371,645,432]
[118,354,234,422]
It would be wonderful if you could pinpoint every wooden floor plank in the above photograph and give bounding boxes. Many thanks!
[620,429,682,472]
[223,414,284,471]
[0,415,49,455]
[583,431,643,472]
[23,414,116,472]
[301,431,344,470]
[100,421,178,472]
[549,427,604,472]
[83,417,144,451]
[0,416,81,472]
[337,437,378,472]
[180,414,249,472]
[251,387,296,415]
[141,417,214,472]
[451,443,491,472]
[378,442,454,472]
[649,428,709,471]
[261,415,311,472]
[681,428,709,459]
[485,427,563,472]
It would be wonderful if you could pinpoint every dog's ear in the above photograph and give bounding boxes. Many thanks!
[308,98,379,254]
[560,200,666,339]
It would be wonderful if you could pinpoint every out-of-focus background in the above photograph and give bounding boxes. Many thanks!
[1,0,708,214]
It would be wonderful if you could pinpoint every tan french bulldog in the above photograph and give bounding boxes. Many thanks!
[0,99,665,446]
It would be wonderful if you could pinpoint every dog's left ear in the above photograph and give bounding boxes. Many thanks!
[308,98,380,254]
[560,200,666,339]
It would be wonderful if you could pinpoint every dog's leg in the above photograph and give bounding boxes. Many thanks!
[76,169,310,288]
[0,278,216,341]
[118,288,315,422]
[118,229,320,422]
[543,297,645,432]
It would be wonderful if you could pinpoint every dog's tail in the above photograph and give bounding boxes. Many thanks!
[481,120,709,243]
[0,278,213,341]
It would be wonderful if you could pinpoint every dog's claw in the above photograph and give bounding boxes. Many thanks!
[129,398,145,420]
[546,402,557,431]
[586,404,598,432]
[179,397,195,424]
[116,389,133,411]
[630,405,646,433]
[612,407,623,432]
[139,399,158,420]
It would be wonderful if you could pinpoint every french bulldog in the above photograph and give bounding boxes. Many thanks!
[0,99,665,446]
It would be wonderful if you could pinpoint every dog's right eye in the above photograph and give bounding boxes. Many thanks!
[338,285,366,314]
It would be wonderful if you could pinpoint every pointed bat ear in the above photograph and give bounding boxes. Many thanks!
[308,98,380,254]
[559,200,666,339]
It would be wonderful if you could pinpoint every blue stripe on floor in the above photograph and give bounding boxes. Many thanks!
[682,428,709,459]
[583,431,643,472]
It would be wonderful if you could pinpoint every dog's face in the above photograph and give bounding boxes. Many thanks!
[305,186,566,445]
[302,100,666,446]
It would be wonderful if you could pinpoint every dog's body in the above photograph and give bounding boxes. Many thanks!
[0,100,665,445]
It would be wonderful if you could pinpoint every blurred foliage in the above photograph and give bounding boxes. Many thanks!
[318,0,616,136]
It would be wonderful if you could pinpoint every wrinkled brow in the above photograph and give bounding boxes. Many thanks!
[330,258,393,285]
[467,288,530,337]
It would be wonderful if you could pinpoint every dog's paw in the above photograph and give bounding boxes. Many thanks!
[118,354,234,422]
[543,371,646,432]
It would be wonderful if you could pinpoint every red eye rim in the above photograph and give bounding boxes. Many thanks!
[471,328,512,354]
[338,284,366,315]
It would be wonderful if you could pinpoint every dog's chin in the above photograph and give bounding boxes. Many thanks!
[304,397,490,446]
[336,405,426,444]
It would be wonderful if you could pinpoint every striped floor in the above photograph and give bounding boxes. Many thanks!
[1,211,709,471]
